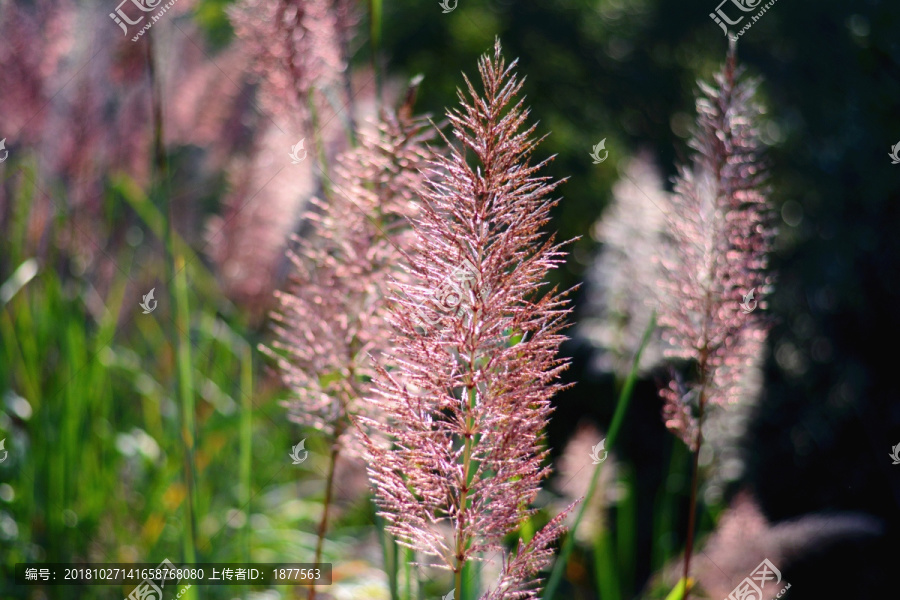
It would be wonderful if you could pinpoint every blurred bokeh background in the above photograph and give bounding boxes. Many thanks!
[1,0,898,598]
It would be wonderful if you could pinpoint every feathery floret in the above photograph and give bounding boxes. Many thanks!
[656,54,775,448]
[229,0,343,127]
[362,41,575,599]
[265,109,433,449]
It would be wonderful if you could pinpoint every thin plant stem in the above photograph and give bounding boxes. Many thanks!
[371,445,400,600]
[240,348,253,595]
[455,366,478,600]
[148,34,197,597]
[307,90,330,197]
[333,0,357,146]
[682,247,713,600]
[681,441,701,600]
[368,0,383,110]
[375,510,400,600]
[455,419,473,598]
[403,546,413,600]
[309,425,344,600]
[680,354,707,600]
[416,561,424,600]
[453,367,479,600]
[617,467,637,599]
[652,439,688,571]
[173,257,198,561]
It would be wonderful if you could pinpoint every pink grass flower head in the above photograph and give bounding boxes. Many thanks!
[656,53,775,450]
[584,152,670,374]
[362,41,577,599]
[229,0,343,129]
[265,106,433,451]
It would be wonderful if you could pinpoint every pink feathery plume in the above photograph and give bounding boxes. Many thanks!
[229,0,343,129]
[656,51,776,600]
[264,98,433,600]
[657,52,775,450]
[362,41,576,599]
[481,510,573,600]
[584,152,670,375]
[264,105,433,451]
[331,0,360,134]
[222,0,359,317]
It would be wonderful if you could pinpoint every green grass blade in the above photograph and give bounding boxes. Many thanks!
[616,467,637,599]
[403,546,413,600]
[651,439,687,571]
[173,255,199,566]
[111,175,220,295]
[375,510,400,600]
[239,346,253,597]
[543,312,656,599]
[592,527,620,600]
[664,577,692,600]
[0,259,39,308]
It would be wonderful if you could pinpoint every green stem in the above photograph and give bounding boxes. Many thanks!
[651,440,687,571]
[616,466,637,599]
[403,546,413,600]
[681,351,707,600]
[307,90,330,197]
[173,256,198,564]
[375,511,400,600]
[455,382,477,600]
[309,432,342,600]
[368,0,383,110]
[149,32,197,589]
[240,348,253,591]
[543,313,656,599]
[592,527,619,600]
[334,0,357,147]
